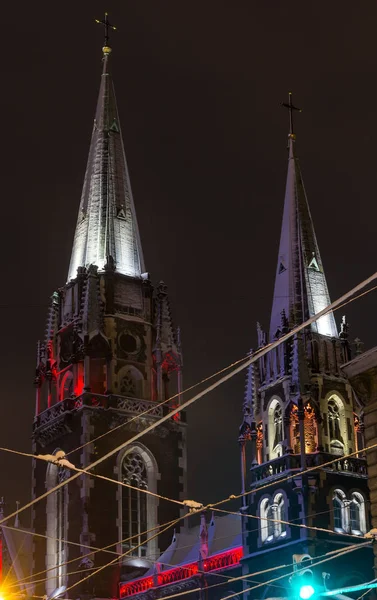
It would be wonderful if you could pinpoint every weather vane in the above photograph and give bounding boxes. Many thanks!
[282,92,302,138]
[95,12,116,51]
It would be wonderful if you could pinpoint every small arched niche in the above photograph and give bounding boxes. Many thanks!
[268,397,284,459]
[326,393,346,456]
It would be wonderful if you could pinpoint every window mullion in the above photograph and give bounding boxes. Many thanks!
[137,489,141,557]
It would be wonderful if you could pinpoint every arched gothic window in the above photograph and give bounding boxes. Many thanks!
[45,452,69,596]
[119,367,143,398]
[332,489,366,535]
[328,400,341,441]
[122,451,148,556]
[259,493,287,543]
[274,493,286,538]
[333,489,346,532]
[260,498,274,543]
[119,447,160,559]
[350,492,366,534]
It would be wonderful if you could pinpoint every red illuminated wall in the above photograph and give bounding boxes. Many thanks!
[119,546,243,598]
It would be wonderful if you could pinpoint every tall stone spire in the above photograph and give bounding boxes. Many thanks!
[269,94,337,341]
[67,34,145,282]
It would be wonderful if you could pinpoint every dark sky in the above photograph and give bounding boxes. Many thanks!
[1,1,376,519]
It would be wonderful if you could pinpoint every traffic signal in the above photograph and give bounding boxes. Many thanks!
[290,554,318,600]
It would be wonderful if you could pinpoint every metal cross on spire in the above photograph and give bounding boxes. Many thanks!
[282,92,302,138]
[95,12,116,50]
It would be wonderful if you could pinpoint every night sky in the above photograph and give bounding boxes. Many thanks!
[1,2,376,521]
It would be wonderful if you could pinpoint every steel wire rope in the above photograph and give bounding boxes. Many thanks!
[0,419,375,556]
[0,443,357,542]
[10,535,285,595]
[357,588,373,600]
[4,504,343,592]
[0,446,184,508]
[205,441,374,513]
[66,285,377,456]
[2,281,375,597]
[211,506,368,540]
[8,566,99,591]
[26,528,369,600]
[52,540,372,600]
[3,269,377,529]
[211,542,373,600]
[62,280,377,459]
[47,515,186,600]
[2,518,178,588]
[65,353,252,458]
[4,505,336,591]
[29,517,186,600]
[153,540,372,600]
[17,553,291,597]
[11,503,339,592]
[0,442,371,543]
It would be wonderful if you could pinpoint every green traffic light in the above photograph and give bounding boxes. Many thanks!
[299,585,315,600]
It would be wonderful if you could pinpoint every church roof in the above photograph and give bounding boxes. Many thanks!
[67,46,145,282]
[120,514,242,598]
[269,129,338,341]
[146,513,241,574]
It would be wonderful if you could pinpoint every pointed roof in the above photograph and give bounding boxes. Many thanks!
[269,134,338,341]
[67,46,145,281]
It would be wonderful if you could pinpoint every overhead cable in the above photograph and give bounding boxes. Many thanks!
[211,507,367,540]
[157,540,372,600]
[3,268,377,528]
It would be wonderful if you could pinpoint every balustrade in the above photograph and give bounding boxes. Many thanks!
[250,452,367,485]
[33,392,164,431]
[119,547,243,598]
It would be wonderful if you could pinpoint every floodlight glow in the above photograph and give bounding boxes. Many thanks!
[299,584,315,599]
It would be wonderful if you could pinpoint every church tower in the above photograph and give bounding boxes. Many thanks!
[239,95,372,595]
[32,22,186,599]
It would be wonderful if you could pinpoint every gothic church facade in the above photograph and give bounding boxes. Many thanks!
[111,104,375,600]
[28,34,376,600]
[239,111,373,597]
[31,39,186,599]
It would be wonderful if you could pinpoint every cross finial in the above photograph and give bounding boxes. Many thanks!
[95,12,116,55]
[282,92,302,139]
